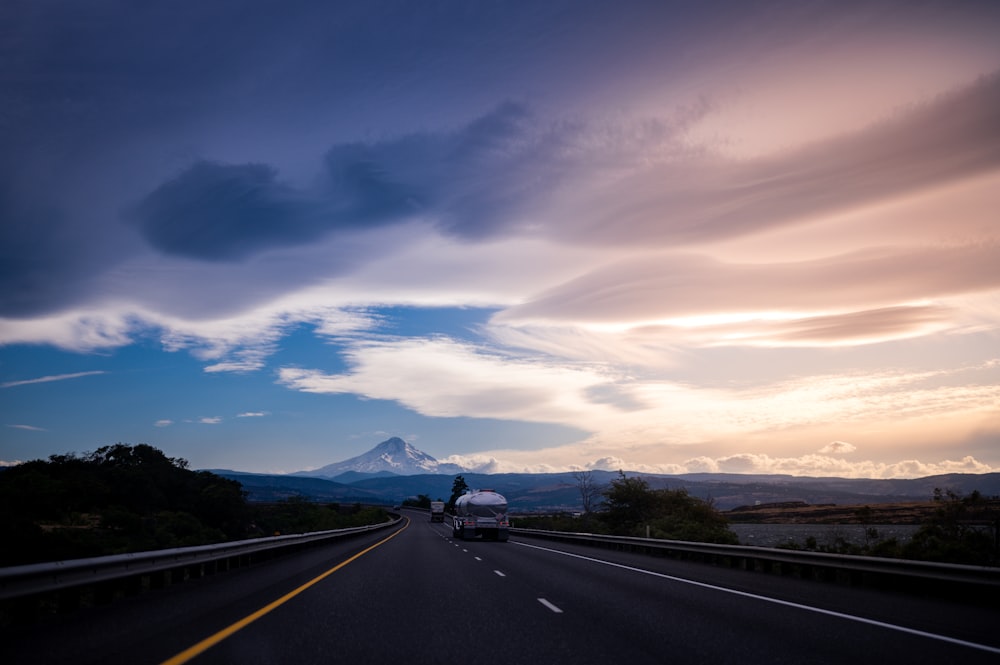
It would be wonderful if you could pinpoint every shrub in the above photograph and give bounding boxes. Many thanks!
[598,472,738,544]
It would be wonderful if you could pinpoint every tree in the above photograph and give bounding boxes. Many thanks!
[903,488,999,565]
[573,470,602,514]
[648,486,737,544]
[447,475,469,513]
[601,472,659,531]
[599,471,737,544]
[404,494,432,509]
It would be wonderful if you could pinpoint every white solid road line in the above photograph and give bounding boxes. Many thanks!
[513,540,1000,656]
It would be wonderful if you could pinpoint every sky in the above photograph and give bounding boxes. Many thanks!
[2,0,999,479]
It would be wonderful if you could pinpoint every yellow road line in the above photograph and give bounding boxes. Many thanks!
[159,518,409,665]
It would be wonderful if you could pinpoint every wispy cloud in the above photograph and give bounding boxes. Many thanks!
[821,441,858,454]
[199,417,222,425]
[496,242,1000,345]
[676,453,996,478]
[1,371,106,388]
[277,337,617,423]
[279,337,1000,462]
[237,411,268,418]
[154,419,174,428]
[6,424,47,431]
[673,453,994,479]
[553,73,1000,248]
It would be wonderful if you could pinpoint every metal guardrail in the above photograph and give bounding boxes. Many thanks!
[4,518,994,608]
[510,527,1000,592]
[0,517,401,602]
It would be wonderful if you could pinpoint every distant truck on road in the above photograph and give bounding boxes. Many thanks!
[430,500,445,522]
[452,490,509,541]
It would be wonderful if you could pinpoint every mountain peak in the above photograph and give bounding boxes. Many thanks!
[296,437,464,478]
[376,437,408,451]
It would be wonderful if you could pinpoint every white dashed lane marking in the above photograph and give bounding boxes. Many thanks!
[537,598,563,614]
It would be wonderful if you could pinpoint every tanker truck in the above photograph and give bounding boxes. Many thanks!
[452,489,509,541]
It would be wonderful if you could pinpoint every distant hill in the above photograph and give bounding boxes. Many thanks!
[208,467,1000,513]
[211,439,1000,511]
[205,470,382,503]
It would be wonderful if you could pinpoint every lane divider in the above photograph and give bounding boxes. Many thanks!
[159,517,410,665]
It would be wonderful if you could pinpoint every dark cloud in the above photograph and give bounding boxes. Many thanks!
[132,146,430,261]
[133,161,328,260]
[319,101,695,242]
[448,102,534,163]
[131,102,581,260]
[3,0,709,311]
[0,183,129,316]
[318,104,545,242]
[436,102,560,238]
[322,144,427,223]
[0,1,674,159]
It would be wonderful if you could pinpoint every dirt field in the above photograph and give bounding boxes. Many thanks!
[725,501,940,524]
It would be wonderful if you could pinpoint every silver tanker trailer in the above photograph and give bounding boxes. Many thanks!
[452,489,509,541]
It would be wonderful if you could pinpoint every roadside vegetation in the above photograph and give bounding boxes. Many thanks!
[772,488,1000,566]
[513,472,1000,566]
[514,471,739,545]
[248,497,388,539]
[403,494,437,510]
[0,444,388,567]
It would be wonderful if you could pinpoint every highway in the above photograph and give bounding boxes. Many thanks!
[3,510,999,664]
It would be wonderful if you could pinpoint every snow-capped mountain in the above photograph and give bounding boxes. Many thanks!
[296,437,464,478]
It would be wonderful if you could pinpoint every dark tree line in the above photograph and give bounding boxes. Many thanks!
[0,444,250,566]
[248,496,387,537]
[0,444,394,567]
[403,494,440,509]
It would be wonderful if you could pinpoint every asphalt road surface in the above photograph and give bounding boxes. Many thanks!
[3,510,999,664]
